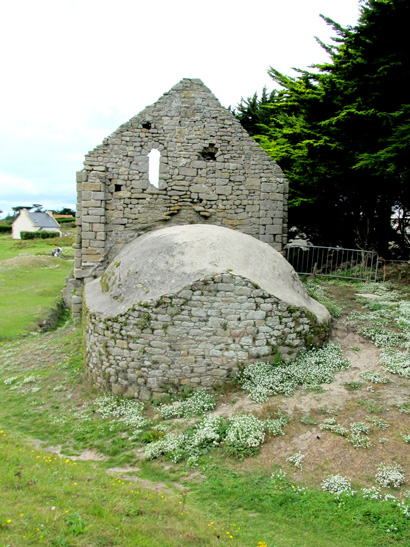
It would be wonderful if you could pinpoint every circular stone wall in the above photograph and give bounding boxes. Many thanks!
[84,225,330,399]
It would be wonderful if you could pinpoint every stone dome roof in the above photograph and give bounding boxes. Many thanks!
[85,224,329,322]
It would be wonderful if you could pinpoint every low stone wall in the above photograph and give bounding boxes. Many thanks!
[84,274,330,399]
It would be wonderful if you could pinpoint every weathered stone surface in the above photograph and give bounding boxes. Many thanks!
[73,78,289,314]
[84,225,330,398]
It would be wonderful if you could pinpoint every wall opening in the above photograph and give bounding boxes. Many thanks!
[201,143,218,161]
[148,148,161,188]
[142,122,151,130]
[114,183,122,192]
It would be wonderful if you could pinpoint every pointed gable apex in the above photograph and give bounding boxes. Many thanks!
[75,78,288,303]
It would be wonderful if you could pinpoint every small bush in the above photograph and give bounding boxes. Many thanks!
[322,475,354,496]
[0,225,12,233]
[158,391,216,419]
[350,422,369,435]
[319,418,348,436]
[375,463,405,488]
[360,370,392,384]
[57,217,75,224]
[348,434,372,448]
[224,414,266,458]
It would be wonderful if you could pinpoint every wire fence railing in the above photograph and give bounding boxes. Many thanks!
[285,244,379,281]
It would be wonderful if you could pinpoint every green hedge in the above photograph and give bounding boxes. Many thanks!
[20,231,60,240]
[0,225,12,233]
[57,217,75,224]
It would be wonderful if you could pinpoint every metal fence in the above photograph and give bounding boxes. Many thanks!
[285,244,379,281]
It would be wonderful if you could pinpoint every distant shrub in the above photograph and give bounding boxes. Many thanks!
[20,230,60,240]
[57,217,75,224]
[0,225,12,233]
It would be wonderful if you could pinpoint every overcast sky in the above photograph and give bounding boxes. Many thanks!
[0,0,361,217]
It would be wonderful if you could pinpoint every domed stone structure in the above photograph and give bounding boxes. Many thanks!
[84,224,330,399]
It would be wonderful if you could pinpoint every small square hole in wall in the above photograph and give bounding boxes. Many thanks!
[142,122,151,130]
[201,143,218,161]
[114,184,122,192]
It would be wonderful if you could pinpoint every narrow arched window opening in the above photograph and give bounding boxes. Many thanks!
[148,148,161,188]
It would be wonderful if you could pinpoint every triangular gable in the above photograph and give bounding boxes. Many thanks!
[74,78,288,293]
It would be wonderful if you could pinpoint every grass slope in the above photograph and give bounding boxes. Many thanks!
[0,234,74,340]
[0,240,409,546]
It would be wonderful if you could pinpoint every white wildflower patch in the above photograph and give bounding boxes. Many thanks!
[401,434,410,444]
[362,486,383,500]
[264,416,288,437]
[322,475,354,496]
[359,327,406,348]
[380,349,410,378]
[319,417,348,436]
[225,414,265,455]
[238,344,350,403]
[22,375,37,384]
[286,451,305,470]
[375,463,405,488]
[395,301,410,331]
[134,408,289,463]
[145,415,224,464]
[4,376,18,385]
[144,433,186,463]
[158,391,216,419]
[349,310,391,326]
[92,395,150,434]
[354,282,400,301]
[360,370,392,384]
[350,422,369,435]
[348,434,372,448]
[368,416,389,430]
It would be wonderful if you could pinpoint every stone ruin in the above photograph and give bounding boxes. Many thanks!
[84,225,330,399]
[71,78,331,398]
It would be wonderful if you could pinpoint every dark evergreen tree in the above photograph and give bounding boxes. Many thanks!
[235,0,410,256]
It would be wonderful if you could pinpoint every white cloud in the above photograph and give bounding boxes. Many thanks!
[0,172,38,197]
[0,0,361,212]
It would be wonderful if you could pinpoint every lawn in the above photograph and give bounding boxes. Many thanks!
[0,232,75,261]
[0,234,74,340]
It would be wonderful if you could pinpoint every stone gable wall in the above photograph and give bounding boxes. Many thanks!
[72,79,288,316]
[84,274,326,399]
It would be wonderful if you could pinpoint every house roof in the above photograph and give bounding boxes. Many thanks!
[27,212,61,229]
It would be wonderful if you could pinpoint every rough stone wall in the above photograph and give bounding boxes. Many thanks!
[84,274,328,400]
[72,79,288,316]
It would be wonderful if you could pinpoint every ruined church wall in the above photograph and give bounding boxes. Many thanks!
[73,80,288,309]
[84,274,326,400]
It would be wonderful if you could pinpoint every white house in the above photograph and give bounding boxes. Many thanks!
[12,209,62,239]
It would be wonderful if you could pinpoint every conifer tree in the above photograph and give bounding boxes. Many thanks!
[236,0,410,256]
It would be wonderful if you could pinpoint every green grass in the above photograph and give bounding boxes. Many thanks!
[0,256,73,340]
[0,435,233,546]
[0,233,75,261]
[1,240,410,546]
[0,230,75,340]
[1,326,409,546]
